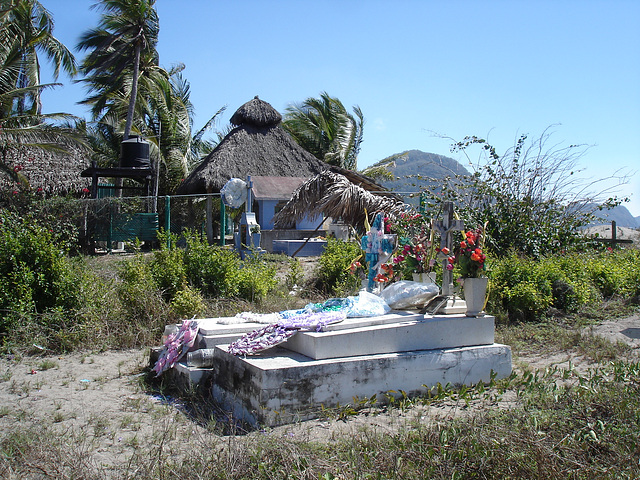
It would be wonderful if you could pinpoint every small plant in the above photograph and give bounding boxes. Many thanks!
[36,359,58,371]
[170,285,206,319]
[317,237,364,296]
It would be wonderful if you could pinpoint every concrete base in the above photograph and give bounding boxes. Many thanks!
[209,343,512,427]
[282,314,495,360]
[437,296,467,314]
[272,238,327,256]
[164,312,512,428]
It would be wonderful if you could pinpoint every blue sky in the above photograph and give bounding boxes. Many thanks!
[39,0,640,215]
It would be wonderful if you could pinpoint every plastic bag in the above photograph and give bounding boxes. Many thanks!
[347,290,391,317]
[379,280,439,309]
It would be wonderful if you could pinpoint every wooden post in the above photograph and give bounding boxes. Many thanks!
[206,194,213,245]
[611,221,617,248]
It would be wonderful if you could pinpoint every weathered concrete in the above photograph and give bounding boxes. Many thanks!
[196,311,423,349]
[208,343,512,427]
[168,312,512,428]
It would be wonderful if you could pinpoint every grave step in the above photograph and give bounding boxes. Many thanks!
[196,311,423,349]
[281,314,495,360]
[197,342,512,427]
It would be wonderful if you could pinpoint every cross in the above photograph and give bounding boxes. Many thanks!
[434,202,465,296]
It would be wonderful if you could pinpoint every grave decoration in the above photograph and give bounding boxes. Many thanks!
[152,291,391,373]
[361,212,396,292]
[153,318,198,376]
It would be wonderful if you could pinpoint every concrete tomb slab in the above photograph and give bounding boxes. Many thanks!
[208,342,512,427]
[282,314,495,360]
[167,312,512,428]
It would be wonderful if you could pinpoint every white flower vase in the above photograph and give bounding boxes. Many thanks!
[463,277,488,317]
[412,272,437,284]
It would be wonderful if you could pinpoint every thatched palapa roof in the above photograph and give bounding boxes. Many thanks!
[176,96,328,194]
[273,170,408,232]
[1,145,91,195]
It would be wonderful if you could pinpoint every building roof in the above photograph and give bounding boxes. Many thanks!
[250,176,307,201]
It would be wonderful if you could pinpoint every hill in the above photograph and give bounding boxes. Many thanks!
[372,150,469,194]
[370,150,639,229]
[591,204,640,229]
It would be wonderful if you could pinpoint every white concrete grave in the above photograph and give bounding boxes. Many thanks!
[167,311,512,428]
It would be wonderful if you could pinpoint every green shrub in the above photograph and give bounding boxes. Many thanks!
[170,285,206,319]
[0,211,82,332]
[317,237,364,296]
[488,249,639,322]
[237,254,279,302]
[150,231,186,300]
[285,257,303,290]
[183,232,241,298]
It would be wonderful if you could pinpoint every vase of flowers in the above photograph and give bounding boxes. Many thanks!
[455,227,488,316]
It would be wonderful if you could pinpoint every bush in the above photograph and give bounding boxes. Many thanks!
[0,211,83,332]
[183,232,241,298]
[237,253,279,302]
[150,231,187,300]
[170,285,206,319]
[488,249,640,322]
[316,237,364,296]
[419,130,627,258]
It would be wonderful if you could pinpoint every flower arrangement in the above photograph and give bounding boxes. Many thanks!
[454,227,487,278]
[387,212,436,278]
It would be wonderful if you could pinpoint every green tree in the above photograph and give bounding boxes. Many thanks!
[0,3,84,189]
[77,0,159,143]
[144,68,225,194]
[283,91,364,170]
[1,0,76,115]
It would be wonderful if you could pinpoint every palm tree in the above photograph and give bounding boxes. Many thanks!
[0,3,84,188]
[1,0,77,115]
[282,92,364,170]
[77,0,159,143]
[145,67,226,194]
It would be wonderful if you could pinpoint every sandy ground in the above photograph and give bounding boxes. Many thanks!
[583,224,640,243]
[0,314,638,469]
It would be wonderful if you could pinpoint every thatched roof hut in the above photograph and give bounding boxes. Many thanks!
[176,96,328,195]
[1,145,91,196]
[273,170,408,232]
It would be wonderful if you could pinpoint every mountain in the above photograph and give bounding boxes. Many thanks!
[591,204,639,229]
[373,150,469,194]
[370,150,640,229]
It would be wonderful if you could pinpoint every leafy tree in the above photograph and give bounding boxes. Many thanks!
[419,127,629,258]
[1,0,76,115]
[77,2,223,193]
[144,68,225,194]
[0,3,84,189]
[77,0,159,143]
[283,91,364,170]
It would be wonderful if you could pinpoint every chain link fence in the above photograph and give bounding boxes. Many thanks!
[37,191,425,253]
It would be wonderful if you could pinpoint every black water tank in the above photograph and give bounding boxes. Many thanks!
[120,136,150,168]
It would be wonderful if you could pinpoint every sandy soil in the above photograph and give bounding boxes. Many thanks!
[0,314,638,469]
